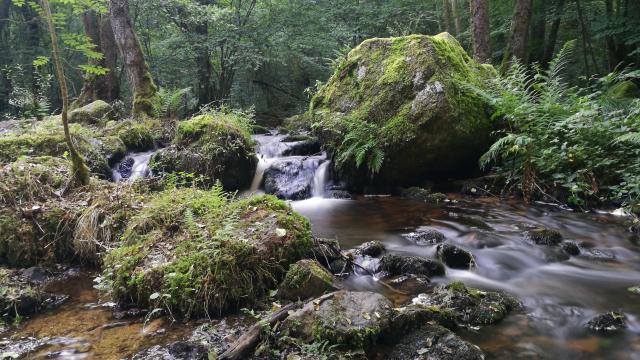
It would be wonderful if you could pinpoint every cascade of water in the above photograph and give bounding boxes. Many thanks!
[112,150,157,182]
[312,160,330,197]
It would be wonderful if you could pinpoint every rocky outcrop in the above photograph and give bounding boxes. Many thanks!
[306,33,496,189]
[149,113,257,190]
[69,100,114,124]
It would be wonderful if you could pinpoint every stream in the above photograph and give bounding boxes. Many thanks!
[3,131,639,359]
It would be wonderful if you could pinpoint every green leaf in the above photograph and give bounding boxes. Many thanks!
[33,56,49,67]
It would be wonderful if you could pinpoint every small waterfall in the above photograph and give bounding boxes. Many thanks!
[112,150,157,182]
[312,161,330,197]
[246,130,331,200]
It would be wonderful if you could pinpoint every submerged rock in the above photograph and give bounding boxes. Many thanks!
[380,254,445,278]
[283,290,394,349]
[327,189,353,199]
[384,275,431,295]
[69,100,114,124]
[586,312,627,332]
[412,282,519,326]
[0,268,69,321]
[525,228,563,246]
[436,244,475,269]
[384,323,484,360]
[102,192,314,317]
[402,228,446,245]
[561,241,581,256]
[401,187,447,204]
[581,248,617,262]
[279,259,338,300]
[130,342,208,360]
[149,113,257,190]
[306,33,495,188]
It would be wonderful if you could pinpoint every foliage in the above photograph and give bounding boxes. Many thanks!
[335,119,385,177]
[152,87,197,119]
[472,42,640,209]
[3,64,52,120]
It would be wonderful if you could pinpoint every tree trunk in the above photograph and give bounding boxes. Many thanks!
[541,0,565,68]
[75,11,120,107]
[194,23,213,106]
[529,0,547,64]
[450,0,462,36]
[109,0,156,117]
[501,0,534,72]
[575,0,600,77]
[442,0,452,33]
[469,0,491,63]
[0,0,9,35]
[41,0,90,185]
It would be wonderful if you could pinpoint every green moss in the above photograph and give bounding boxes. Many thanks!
[308,33,495,188]
[68,100,114,124]
[102,189,313,318]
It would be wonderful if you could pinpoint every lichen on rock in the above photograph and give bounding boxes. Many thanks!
[68,100,114,124]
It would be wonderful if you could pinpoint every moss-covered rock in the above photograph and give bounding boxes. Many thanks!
[307,33,495,189]
[412,282,520,326]
[101,190,313,318]
[0,156,139,267]
[279,259,338,300]
[608,81,640,99]
[68,100,114,124]
[283,290,394,350]
[0,119,112,179]
[149,112,257,190]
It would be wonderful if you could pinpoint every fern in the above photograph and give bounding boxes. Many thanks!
[615,132,640,144]
[336,119,385,177]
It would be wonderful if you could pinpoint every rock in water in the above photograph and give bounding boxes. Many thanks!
[283,291,394,349]
[69,100,114,124]
[525,228,563,246]
[306,33,495,188]
[402,228,446,245]
[385,324,484,360]
[436,244,475,269]
[279,259,338,300]
[263,158,317,200]
[380,254,445,278]
[586,312,627,332]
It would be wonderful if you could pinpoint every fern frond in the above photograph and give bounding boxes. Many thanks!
[548,40,576,82]
[615,132,640,144]
[479,134,519,169]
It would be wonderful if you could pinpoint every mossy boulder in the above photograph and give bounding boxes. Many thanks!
[608,81,640,99]
[307,33,495,188]
[101,118,169,152]
[0,156,139,267]
[279,259,338,300]
[68,100,114,124]
[101,190,314,318]
[412,282,520,326]
[0,119,112,179]
[283,290,394,349]
[149,113,257,190]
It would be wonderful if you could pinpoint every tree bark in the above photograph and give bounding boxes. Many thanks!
[0,0,9,36]
[109,0,156,117]
[75,10,120,107]
[469,0,491,63]
[541,0,565,68]
[450,0,462,36]
[501,0,534,72]
[442,0,452,33]
[41,0,90,185]
[194,22,213,106]
[529,0,547,64]
[575,0,600,76]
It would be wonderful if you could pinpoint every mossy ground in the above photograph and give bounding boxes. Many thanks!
[0,156,141,267]
[102,188,313,318]
[306,33,495,189]
[150,110,257,190]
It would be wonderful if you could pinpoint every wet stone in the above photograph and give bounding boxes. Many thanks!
[352,240,385,257]
[281,139,321,156]
[279,259,338,301]
[117,157,135,180]
[581,248,617,262]
[326,189,353,199]
[436,243,475,269]
[402,228,446,245]
[380,254,445,278]
[525,228,563,246]
[561,241,580,256]
[384,275,431,295]
[384,323,484,360]
[586,312,627,332]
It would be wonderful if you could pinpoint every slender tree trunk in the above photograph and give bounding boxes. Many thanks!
[575,0,600,76]
[529,0,547,64]
[41,0,90,185]
[0,0,9,35]
[109,0,156,117]
[442,0,453,33]
[451,0,462,36]
[501,0,534,72]
[76,11,120,107]
[541,0,565,68]
[470,0,491,63]
[194,23,213,106]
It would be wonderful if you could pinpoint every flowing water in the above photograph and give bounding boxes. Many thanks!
[111,150,157,182]
[4,132,639,359]
[292,196,640,359]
